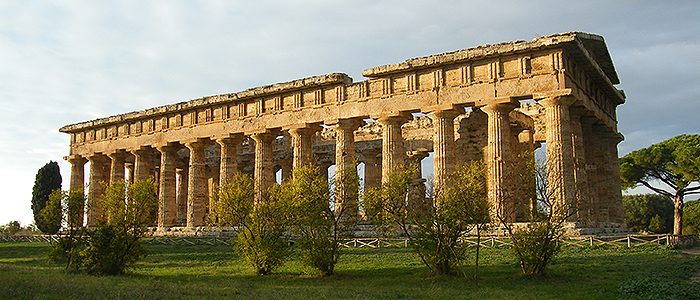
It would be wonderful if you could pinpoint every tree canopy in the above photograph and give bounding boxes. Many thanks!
[31,161,62,234]
[622,194,674,233]
[620,134,700,235]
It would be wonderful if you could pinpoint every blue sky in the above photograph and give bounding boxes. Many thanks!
[1,1,698,225]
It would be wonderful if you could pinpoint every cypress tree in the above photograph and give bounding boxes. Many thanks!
[32,161,62,233]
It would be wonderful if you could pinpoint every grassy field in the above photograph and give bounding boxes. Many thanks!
[1,241,698,299]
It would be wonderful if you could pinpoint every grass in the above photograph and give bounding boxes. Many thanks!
[1,241,699,299]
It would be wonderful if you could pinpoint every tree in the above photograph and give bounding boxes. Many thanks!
[209,172,290,275]
[48,189,87,272]
[1,221,22,234]
[80,178,158,275]
[622,194,674,233]
[275,165,344,276]
[683,199,700,234]
[620,134,700,235]
[363,162,489,277]
[31,161,62,234]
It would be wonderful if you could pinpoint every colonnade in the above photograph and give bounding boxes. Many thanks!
[66,99,623,229]
[61,32,627,229]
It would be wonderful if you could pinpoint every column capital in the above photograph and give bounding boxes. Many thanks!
[184,139,211,151]
[538,95,577,108]
[66,155,87,165]
[87,153,109,164]
[250,131,277,144]
[215,133,245,146]
[427,109,462,121]
[156,143,180,154]
[480,102,518,115]
[106,149,128,160]
[329,118,364,131]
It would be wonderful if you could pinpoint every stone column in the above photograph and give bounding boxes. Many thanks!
[332,119,363,220]
[318,160,332,184]
[482,103,517,222]
[361,149,381,190]
[378,115,408,183]
[176,167,188,225]
[280,157,292,182]
[132,147,153,182]
[107,150,127,184]
[570,112,591,222]
[407,150,429,212]
[603,135,624,223]
[427,109,461,194]
[67,155,87,194]
[217,134,244,186]
[540,96,577,219]
[67,155,87,227]
[157,144,178,228]
[87,154,109,227]
[289,127,316,170]
[251,132,276,203]
[185,140,209,227]
[583,124,605,222]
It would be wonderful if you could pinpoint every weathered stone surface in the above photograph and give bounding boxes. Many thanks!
[61,32,627,229]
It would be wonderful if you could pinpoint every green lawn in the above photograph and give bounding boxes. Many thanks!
[1,241,698,299]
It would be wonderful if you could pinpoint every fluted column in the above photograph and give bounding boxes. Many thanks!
[67,155,87,194]
[107,150,127,184]
[570,113,590,222]
[251,132,276,203]
[361,149,381,190]
[157,144,178,228]
[289,127,317,171]
[540,96,577,219]
[604,136,624,223]
[67,155,87,227]
[482,103,517,222]
[87,154,109,226]
[584,124,605,222]
[378,115,408,183]
[185,140,209,227]
[132,147,153,182]
[427,109,460,193]
[332,119,363,220]
[176,167,188,224]
[217,134,244,186]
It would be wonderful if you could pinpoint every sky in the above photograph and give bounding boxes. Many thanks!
[1,1,698,226]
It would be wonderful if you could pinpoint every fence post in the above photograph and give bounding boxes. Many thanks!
[590,236,593,247]
[627,235,631,248]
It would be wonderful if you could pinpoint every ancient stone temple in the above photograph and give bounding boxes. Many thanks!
[60,32,625,229]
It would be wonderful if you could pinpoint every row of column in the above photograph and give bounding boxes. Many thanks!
[66,100,623,228]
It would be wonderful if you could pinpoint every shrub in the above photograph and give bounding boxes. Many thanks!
[210,172,290,275]
[364,162,489,277]
[277,165,349,276]
[80,224,146,275]
[71,178,157,275]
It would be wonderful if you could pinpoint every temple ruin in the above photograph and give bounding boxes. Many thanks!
[60,32,626,230]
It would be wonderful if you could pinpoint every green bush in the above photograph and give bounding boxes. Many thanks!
[509,221,562,275]
[234,202,290,275]
[80,224,146,275]
[210,173,290,275]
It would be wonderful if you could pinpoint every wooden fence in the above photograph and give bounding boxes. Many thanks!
[3,233,696,248]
